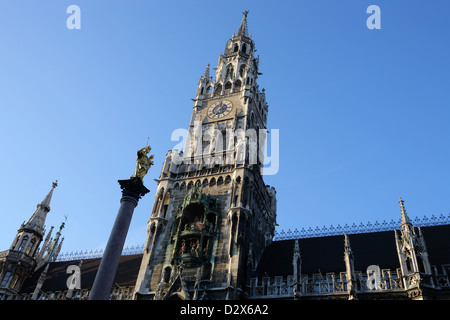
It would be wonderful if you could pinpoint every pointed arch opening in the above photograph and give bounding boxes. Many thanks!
[225,64,234,81]
[225,81,232,94]
[234,79,242,91]
[239,65,246,78]
[214,84,222,95]
[18,236,28,252]
[163,266,172,283]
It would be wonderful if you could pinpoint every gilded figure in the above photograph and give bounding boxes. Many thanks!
[131,145,154,181]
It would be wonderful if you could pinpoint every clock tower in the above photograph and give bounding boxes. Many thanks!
[134,11,277,300]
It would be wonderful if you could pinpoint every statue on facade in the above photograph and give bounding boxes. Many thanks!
[131,142,154,181]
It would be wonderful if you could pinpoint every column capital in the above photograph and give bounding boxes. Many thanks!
[118,177,150,202]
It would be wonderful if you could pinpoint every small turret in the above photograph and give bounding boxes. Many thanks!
[394,197,432,292]
[343,234,357,300]
[195,64,212,101]
[0,181,60,297]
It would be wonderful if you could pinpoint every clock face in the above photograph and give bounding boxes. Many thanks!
[207,100,233,119]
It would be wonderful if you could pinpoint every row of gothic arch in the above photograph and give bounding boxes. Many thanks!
[172,175,243,190]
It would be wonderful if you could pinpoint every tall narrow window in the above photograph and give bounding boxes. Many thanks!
[214,84,222,95]
[225,65,234,80]
[239,65,245,78]
[18,236,28,252]
[234,80,242,91]
[25,240,35,255]
[1,272,11,287]
[225,81,232,94]
[9,274,19,290]
[163,267,172,283]
[162,205,168,219]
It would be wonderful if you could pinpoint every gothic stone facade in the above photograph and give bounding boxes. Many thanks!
[1,13,450,301]
[133,12,277,300]
[0,181,64,300]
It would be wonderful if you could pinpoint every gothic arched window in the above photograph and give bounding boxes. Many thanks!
[225,65,234,80]
[1,272,12,287]
[239,65,245,78]
[225,81,232,94]
[25,239,35,255]
[234,80,242,91]
[163,267,171,283]
[18,236,28,252]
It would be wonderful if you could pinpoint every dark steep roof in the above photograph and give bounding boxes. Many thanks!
[21,254,143,293]
[19,225,450,294]
[420,225,450,268]
[255,224,450,278]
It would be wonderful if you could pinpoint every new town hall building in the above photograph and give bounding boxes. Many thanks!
[1,13,450,301]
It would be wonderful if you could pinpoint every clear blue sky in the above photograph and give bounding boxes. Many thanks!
[0,0,449,254]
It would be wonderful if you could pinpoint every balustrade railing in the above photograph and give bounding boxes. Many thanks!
[249,268,405,298]
[274,213,450,241]
[55,244,144,262]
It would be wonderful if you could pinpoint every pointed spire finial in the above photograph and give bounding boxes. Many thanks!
[58,215,67,233]
[293,239,300,260]
[39,180,58,209]
[398,197,411,225]
[294,239,299,252]
[25,181,59,234]
[203,63,210,79]
[344,233,350,247]
[344,233,353,254]
[237,10,249,37]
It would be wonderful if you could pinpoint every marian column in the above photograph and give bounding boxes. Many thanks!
[89,145,153,300]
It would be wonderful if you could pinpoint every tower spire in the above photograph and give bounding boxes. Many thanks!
[203,63,210,79]
[344,234,357,300]
[237,10,249,37]
[24,180,58,234]
[398,197,411,225]
[31,219,65,300]
[1,180,59,297]
[134,12,276,300]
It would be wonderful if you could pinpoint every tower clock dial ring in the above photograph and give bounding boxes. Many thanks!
[207,100,233,119]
